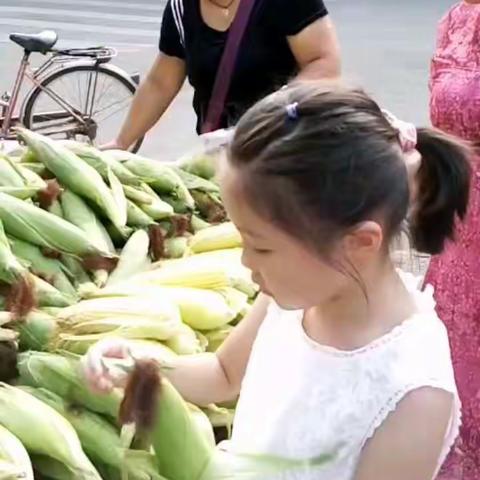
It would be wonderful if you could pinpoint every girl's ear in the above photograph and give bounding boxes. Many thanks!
[343,221,384,260]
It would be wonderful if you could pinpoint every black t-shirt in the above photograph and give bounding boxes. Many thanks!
[159,0,328,132]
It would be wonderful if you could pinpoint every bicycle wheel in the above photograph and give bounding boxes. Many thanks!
[23,63,143,152]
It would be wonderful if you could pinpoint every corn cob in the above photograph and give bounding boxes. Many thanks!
[0,187,40,200]
[31,274,75,308]
[17,162,46,176]
[122,362,324,480]
[0,155,24,187]
[136,260,230,291]
[21,387,123,468]
[107,229,151,286]
[0,383,101,479]
[178,153,216,180]
[19,148,38,164]
[24,386,168,479]
[16,128,126,228]
[17,351,122,419]
[202,404,234,432]
[187,404,216,447]
[191,215,211,233]
[60,316,180,343]
[190,190,226,223]
[123,184,153,204]
[60,190,115,255]
[47,199,64,218]
[172,166,219,193]
[0,423,34,480]
[119,362,215,480]
[30,455,78,480]
[157,286,237,331]
[126,200,155,227]
[60,255,92,288]
[105,223,134,247]
[174,248,258,298]
[0,219,37,317]
[189,222,241,254]
[16,166,46,189]
[5,310,56,351]
[204,325,234,352]
[0,220,27,286]
[165,322,204,355]
[58,140,140,186]
[108,151,178,189]
[140,197,174,220]
[0,192,110,257]
[116,152,195,208]
[8,236,77,299]
[57,295,181,331]
[0,459,27,480]
[164,236,188,259]
[162,193,194,214]
[217,287,249,318]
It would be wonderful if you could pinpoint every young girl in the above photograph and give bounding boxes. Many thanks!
[84,82,471,480]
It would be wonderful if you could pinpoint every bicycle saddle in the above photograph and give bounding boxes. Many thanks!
[9,30,58,54]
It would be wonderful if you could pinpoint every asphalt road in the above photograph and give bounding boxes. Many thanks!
[0,0,455,159]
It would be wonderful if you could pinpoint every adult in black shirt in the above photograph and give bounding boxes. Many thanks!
[104,0,340,150]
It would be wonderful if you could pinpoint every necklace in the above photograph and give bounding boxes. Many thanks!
[207,0,236,15]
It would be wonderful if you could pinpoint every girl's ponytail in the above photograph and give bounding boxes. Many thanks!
[411,128,472,255]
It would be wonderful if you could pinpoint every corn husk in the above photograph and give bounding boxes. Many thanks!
[0,383,101,478]
[0,192,109,257]
[189,222,241,254]
[17,351,122,419]
[58,140,140,186]
[57,295,181,333]
[107,230,151,286]
[16,128,126,228]
[177,153,216,180]
[172,167,219,193]
[21,387,124,469]
[8,236,77,299]
[204,325,234,352]
[3,310,56,351]
[60,190,115,255]
[16,166,46,189]
[0,424,33,480]
[165,323,204,355]
[0,186,40,200]
[126,201,155,227]
[0,155,24,187]
[123,185,153,204]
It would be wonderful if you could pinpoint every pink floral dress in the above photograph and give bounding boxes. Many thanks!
[425,2,480,478]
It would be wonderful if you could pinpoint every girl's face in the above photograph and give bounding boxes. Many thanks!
[220,163,373,310]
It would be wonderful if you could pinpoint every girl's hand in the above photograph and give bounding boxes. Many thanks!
[81,337,133,393]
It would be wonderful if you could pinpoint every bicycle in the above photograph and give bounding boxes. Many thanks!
[0,30,143,152]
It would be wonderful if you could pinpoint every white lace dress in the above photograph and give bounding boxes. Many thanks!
[226,272,461,479]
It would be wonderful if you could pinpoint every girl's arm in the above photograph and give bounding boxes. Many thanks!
[355,387,453,480]
[83,294,270,407]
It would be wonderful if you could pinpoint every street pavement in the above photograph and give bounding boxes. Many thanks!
[0,0,456,159]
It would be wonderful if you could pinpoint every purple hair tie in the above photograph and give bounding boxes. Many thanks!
[285,102,299,121]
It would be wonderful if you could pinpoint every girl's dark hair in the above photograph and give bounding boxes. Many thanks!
[229,82,472,256]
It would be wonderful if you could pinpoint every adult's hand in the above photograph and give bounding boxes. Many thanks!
[98,139,128,151]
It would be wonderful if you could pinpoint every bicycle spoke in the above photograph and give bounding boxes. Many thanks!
[94,101,131,124]
[26,67,135,145]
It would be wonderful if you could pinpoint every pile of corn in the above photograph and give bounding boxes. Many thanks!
[0,131,266,479]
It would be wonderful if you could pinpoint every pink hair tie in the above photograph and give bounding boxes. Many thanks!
[381,109,422,205]
[381,109,418,153]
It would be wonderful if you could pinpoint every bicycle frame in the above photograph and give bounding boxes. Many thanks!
[0,51,102,140]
